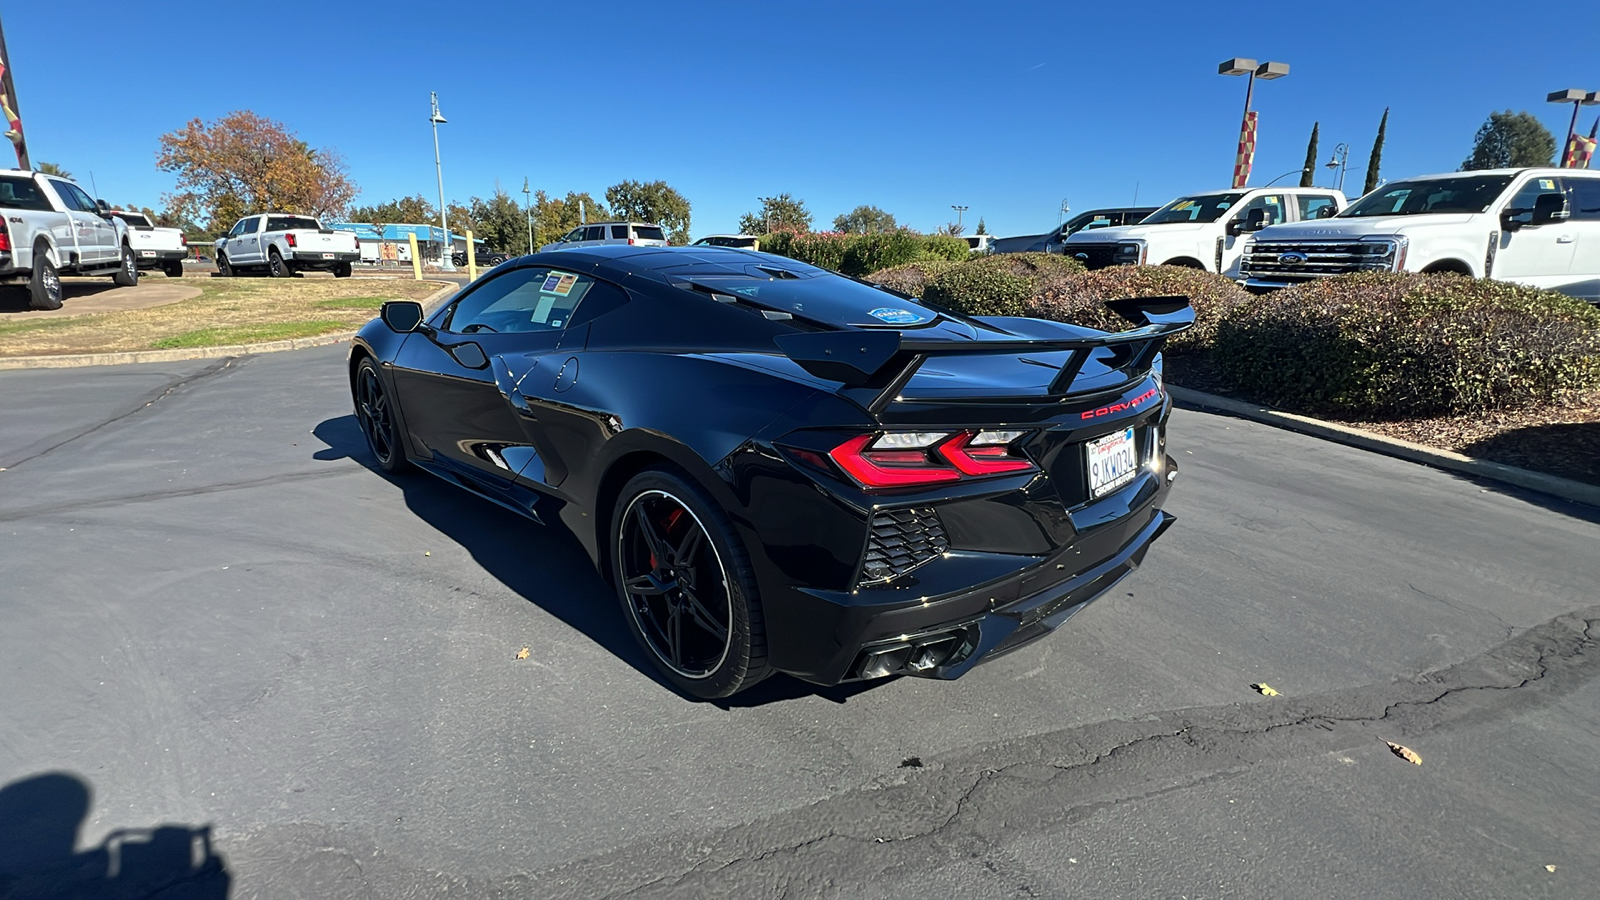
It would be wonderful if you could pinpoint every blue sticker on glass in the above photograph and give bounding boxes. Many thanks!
[869,307,923,324]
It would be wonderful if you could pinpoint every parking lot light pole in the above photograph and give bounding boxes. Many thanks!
[1219,58,1289,187]
[1548,89,1600,167]
[523,177,533,255]
[951,205,968,232]
[1324,143,1350,192]
[429,92,455,272]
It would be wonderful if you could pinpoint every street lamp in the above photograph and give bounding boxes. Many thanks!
[951,204,968,232]
[1263,167,1312,187]
[1324,142,1350,193]
[429,92,455,272]
[1547,89,1600,167]
[1058,197,1070,230]
[1218,57,1289,187]
[522,177,533,255]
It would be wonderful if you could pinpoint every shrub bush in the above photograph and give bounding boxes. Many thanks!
[841,231,923,277]
[922,253,1085,317]
[918,234,973,262]
[754,231,972,274]
[865,259,960,298]
[1025,265,1250,352]
[1213,272,1600,416]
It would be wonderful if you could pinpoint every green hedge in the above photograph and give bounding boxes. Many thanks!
[1025,265,1249,352]
[755,231,973,277]
[921,253,1085,318]
[865,259,961,298]
[1213,273,1600,416]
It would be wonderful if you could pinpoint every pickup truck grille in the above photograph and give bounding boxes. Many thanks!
[1240,239,1400,285]
[1062,243,1120,270]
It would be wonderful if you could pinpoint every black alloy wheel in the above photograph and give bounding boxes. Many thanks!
[113,246,139,286]
[268,250,290,278]
[28,247,63,310]
[354,358,408,473]
[612,470,769,698]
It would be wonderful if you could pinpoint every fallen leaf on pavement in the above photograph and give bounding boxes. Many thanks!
[1384,741,1422,765]
[424,551,431,556]
[516,647,530,660]
[1546,865,1556,873]
[1251,683,1280,696]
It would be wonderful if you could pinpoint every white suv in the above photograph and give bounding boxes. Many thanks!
[1240,168,1600,303]
[540,221,670,252]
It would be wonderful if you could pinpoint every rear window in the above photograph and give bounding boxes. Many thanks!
[115,212,153,227]
[634,225,666,242]
[0,176,52,211]
[266,215,321,232]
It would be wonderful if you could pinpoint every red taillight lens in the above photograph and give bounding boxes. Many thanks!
[180,234,187,246]
[827,431,1035,489]
[0,221,10,252]
[937,432,1035,476]
[286,233,297,247]
[829,434,962,488]
[628,238,636,245]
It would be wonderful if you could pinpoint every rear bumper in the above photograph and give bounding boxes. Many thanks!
[133,248,188,266]
[287,250,360,264]
[771,461,1178,685]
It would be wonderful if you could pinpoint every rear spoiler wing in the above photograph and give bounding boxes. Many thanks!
[774,295,1193,413]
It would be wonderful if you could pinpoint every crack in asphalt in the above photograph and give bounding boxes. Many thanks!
[0,357,240,471]
[514,606,1599,900]
[0,468,349,523]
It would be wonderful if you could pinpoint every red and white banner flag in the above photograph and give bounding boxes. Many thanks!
[1231,111,1258,189]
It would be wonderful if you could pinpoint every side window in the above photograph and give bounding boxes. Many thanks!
[1502,178,1565,227]
[1234,194,1287,228]
[610,225,630,239]
[49,180,92,212]
[1567,178,1600,221]
[444,268,620,335]
[584,225,606,241]
[563,228,584,242]
[1297,195,1339,220]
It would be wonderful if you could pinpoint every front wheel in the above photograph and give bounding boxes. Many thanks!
[611,468,770,699]
[28,248,63,310]
[353,357,409,473]
[216,254,233,277]
[268,250,290,278]
[113,246,138,286]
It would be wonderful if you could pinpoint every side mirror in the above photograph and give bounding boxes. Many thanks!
[1244,208,1269,232]
[380,300,425,333]
[1530,192,1567,226]
[96,199,113,218]
[1225,218,1243,236]
[1315,205,1338,219]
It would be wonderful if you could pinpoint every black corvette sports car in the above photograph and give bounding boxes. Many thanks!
[350,245,1192,698]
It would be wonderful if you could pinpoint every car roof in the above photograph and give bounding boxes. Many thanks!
[513,244,824,282]
[1392,168,1597,181]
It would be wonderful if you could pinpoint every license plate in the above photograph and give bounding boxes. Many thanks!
[1086,427,1138,498]
[322,253,334,259]
[140,250,156,257]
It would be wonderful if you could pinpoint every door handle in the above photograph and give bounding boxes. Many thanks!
[1557,235,1575,243]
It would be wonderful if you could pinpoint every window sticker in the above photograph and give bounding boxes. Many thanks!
[1217,201,1232,210]
[1265,196,1281,205]
[1172,200,1195,211]
[541,272,578,296]
[1539,179,1557,190]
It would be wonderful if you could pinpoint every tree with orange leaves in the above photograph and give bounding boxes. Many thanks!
[157,111,358,233]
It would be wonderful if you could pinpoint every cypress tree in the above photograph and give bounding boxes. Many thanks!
[1300,122,1319,187]
[1364,108,1389,195]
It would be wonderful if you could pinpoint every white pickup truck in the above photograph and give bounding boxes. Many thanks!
[1062,187,1347,278]
[1239,168,1600,303]
[0,168,138,309]
[111,210,188,278]
[215,213,359,278]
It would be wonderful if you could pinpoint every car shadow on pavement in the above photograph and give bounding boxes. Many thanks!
[0,281,121,315]
[313,414,891,707]
[0,771,230,899]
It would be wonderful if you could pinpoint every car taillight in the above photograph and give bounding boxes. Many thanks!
[180,234,188,246]
[0,220,9,252]
[628,238,636,245]
[827,431,1034,490]
[286,233,297,247]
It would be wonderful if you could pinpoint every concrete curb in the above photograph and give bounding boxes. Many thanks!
[0,282,458,371]
[1168,385,1600,509]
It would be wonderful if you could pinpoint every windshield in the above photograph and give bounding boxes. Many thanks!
[1141,193,1246,224]
[1341,175,1515,218]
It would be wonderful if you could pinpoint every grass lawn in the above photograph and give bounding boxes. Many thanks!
[0,277,448,356]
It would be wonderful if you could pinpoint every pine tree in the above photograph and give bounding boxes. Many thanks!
[1300,123,1319,187]
[1364,108,1388,195]
[975,217,987,235]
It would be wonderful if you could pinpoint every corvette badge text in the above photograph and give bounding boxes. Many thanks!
[1081,388,1160,420]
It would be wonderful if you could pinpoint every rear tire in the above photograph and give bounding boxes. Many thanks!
[113,245,138,286]
[28,246,63,310]
[353,357,410,474]
[268,250,290,278]
[334,261,353,278]
[163,261,184,278]
[610,467,771,699]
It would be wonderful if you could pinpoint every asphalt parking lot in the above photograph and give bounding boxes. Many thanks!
[2,345,1598,898]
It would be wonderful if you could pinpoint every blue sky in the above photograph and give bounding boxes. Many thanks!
[8,2,1600,238]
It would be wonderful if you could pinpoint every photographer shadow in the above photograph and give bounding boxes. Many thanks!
[0,771,229,900]
[312,414,887,707]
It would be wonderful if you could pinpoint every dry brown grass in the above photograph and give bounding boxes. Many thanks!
[0,276,448,356]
